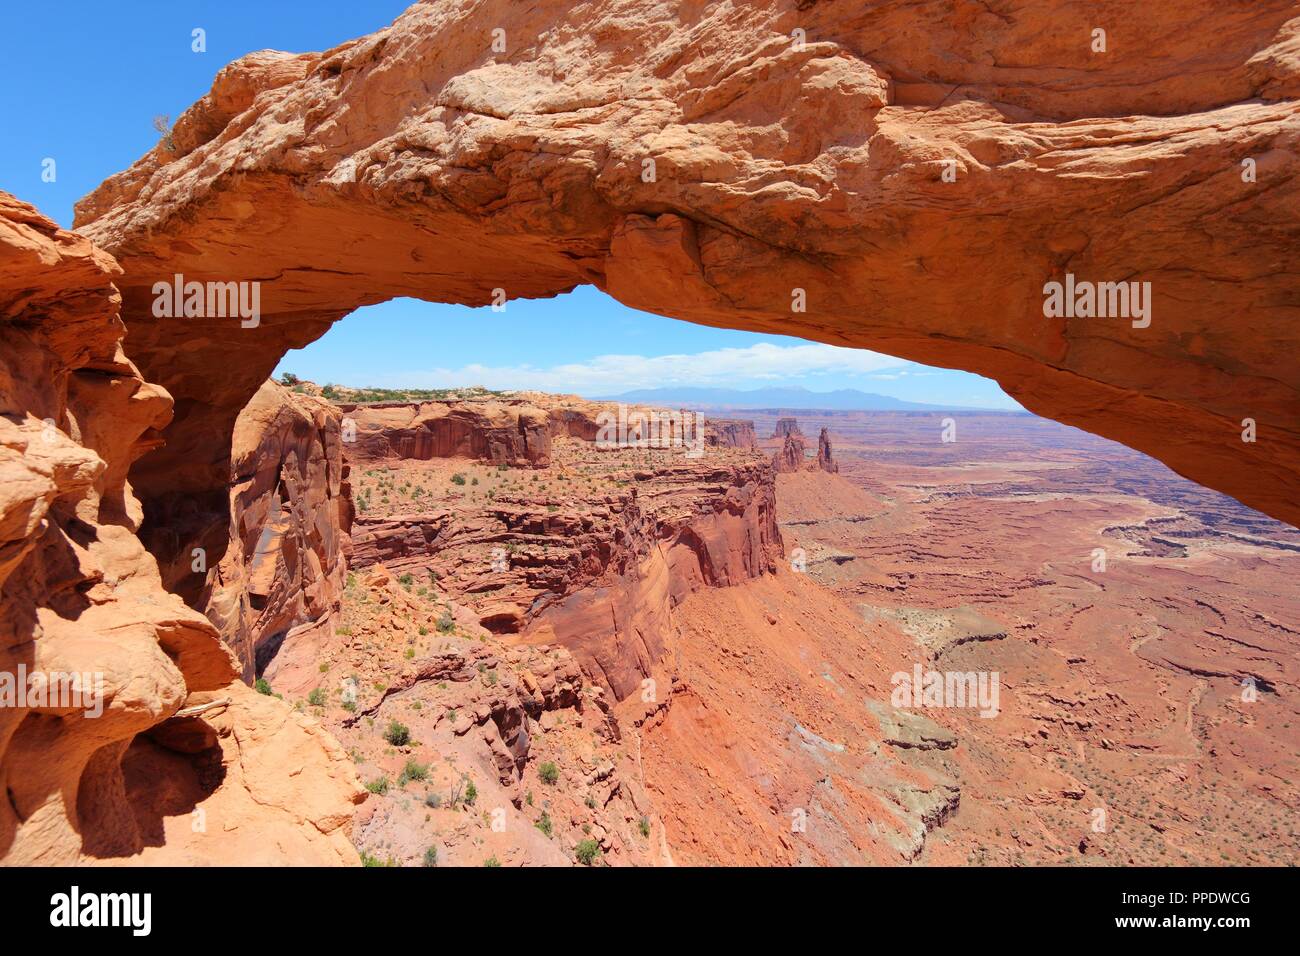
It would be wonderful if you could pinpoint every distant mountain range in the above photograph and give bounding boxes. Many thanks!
[596,386,1009,412]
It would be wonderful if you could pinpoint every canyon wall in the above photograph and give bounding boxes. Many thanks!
[0,194,362,865]
[69,0,1300,568]
[208,381,352,679]
[339,399,554,468]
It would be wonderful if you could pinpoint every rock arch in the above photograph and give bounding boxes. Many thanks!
[74,1,1300,556]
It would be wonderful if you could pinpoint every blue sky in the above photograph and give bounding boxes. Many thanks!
[0,1,1018,409]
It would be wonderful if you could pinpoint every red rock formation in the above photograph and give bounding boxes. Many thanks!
[772,433,809,473]
[70,0,1300,541]
[707,418,759,450]
[207,381,352,679]
[816,427,838,474]
[0,193,362,866]
[773,418,804,439]
[339,399,553,468]
[347,448,782,704]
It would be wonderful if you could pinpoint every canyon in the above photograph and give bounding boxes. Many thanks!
[2,0,1298,868]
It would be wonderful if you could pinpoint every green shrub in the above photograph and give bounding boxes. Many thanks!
[575,839,601,865]
[384,720,411,746]
[307,687,326,707]
[464,779,478,806]
[398,759,428,785]
[437,607,455,634]
[423,847,438,867]
[536,811,553,838]
[254,677,272,695]
[450,473,466,486]
[483,856,501,867]
[538,761,559,785]
[365,776,389,795]
[639,816,651,838]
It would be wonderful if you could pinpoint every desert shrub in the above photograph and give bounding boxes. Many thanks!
[575,839,601,865]
[254,678,272,695]
[384,720,411,746]
[536,812,553,838]
[483,856,501,867]
[639,816,651,838]
[437,607,455,633]
[307,687,326,707]
[423,847,438,867]
[538,761,559,785]
[398,759,428,786]
[365,776,389,795]
[450,473,466,486]
[464,779,478,806]
[425,792,442,809]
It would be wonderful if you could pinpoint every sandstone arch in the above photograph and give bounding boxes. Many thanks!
[72,0,1300,603]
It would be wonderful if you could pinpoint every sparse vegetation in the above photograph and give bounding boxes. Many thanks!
[538,761,559,785]
[384,720,411,747]
[575,839,601,865]
[398,759,428,785]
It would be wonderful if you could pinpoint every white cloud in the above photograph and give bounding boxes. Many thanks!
[382,342,914,394]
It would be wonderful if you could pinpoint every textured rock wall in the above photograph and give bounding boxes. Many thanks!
[70,0,1300,542]
[340,399,553,467]
[0,193,362,866]
[208,381,352,679]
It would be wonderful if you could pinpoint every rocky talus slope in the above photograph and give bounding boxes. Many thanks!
[0,194,363,865]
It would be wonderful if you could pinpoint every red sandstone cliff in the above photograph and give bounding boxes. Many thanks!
[207,381,352,679]
[0,193,362,866]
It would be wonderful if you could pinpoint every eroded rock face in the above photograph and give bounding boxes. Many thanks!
[772,433,809,473]
[209,381,352,679]
[0,193,362,866]
[340,399,553,468]
[816,427,838,474]
[70,0,1300,552]
[773,418,804,440]
[706,419,759,450]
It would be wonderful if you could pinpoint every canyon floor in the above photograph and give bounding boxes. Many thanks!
[253,394,1297,866]
[762,410,1299,866]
